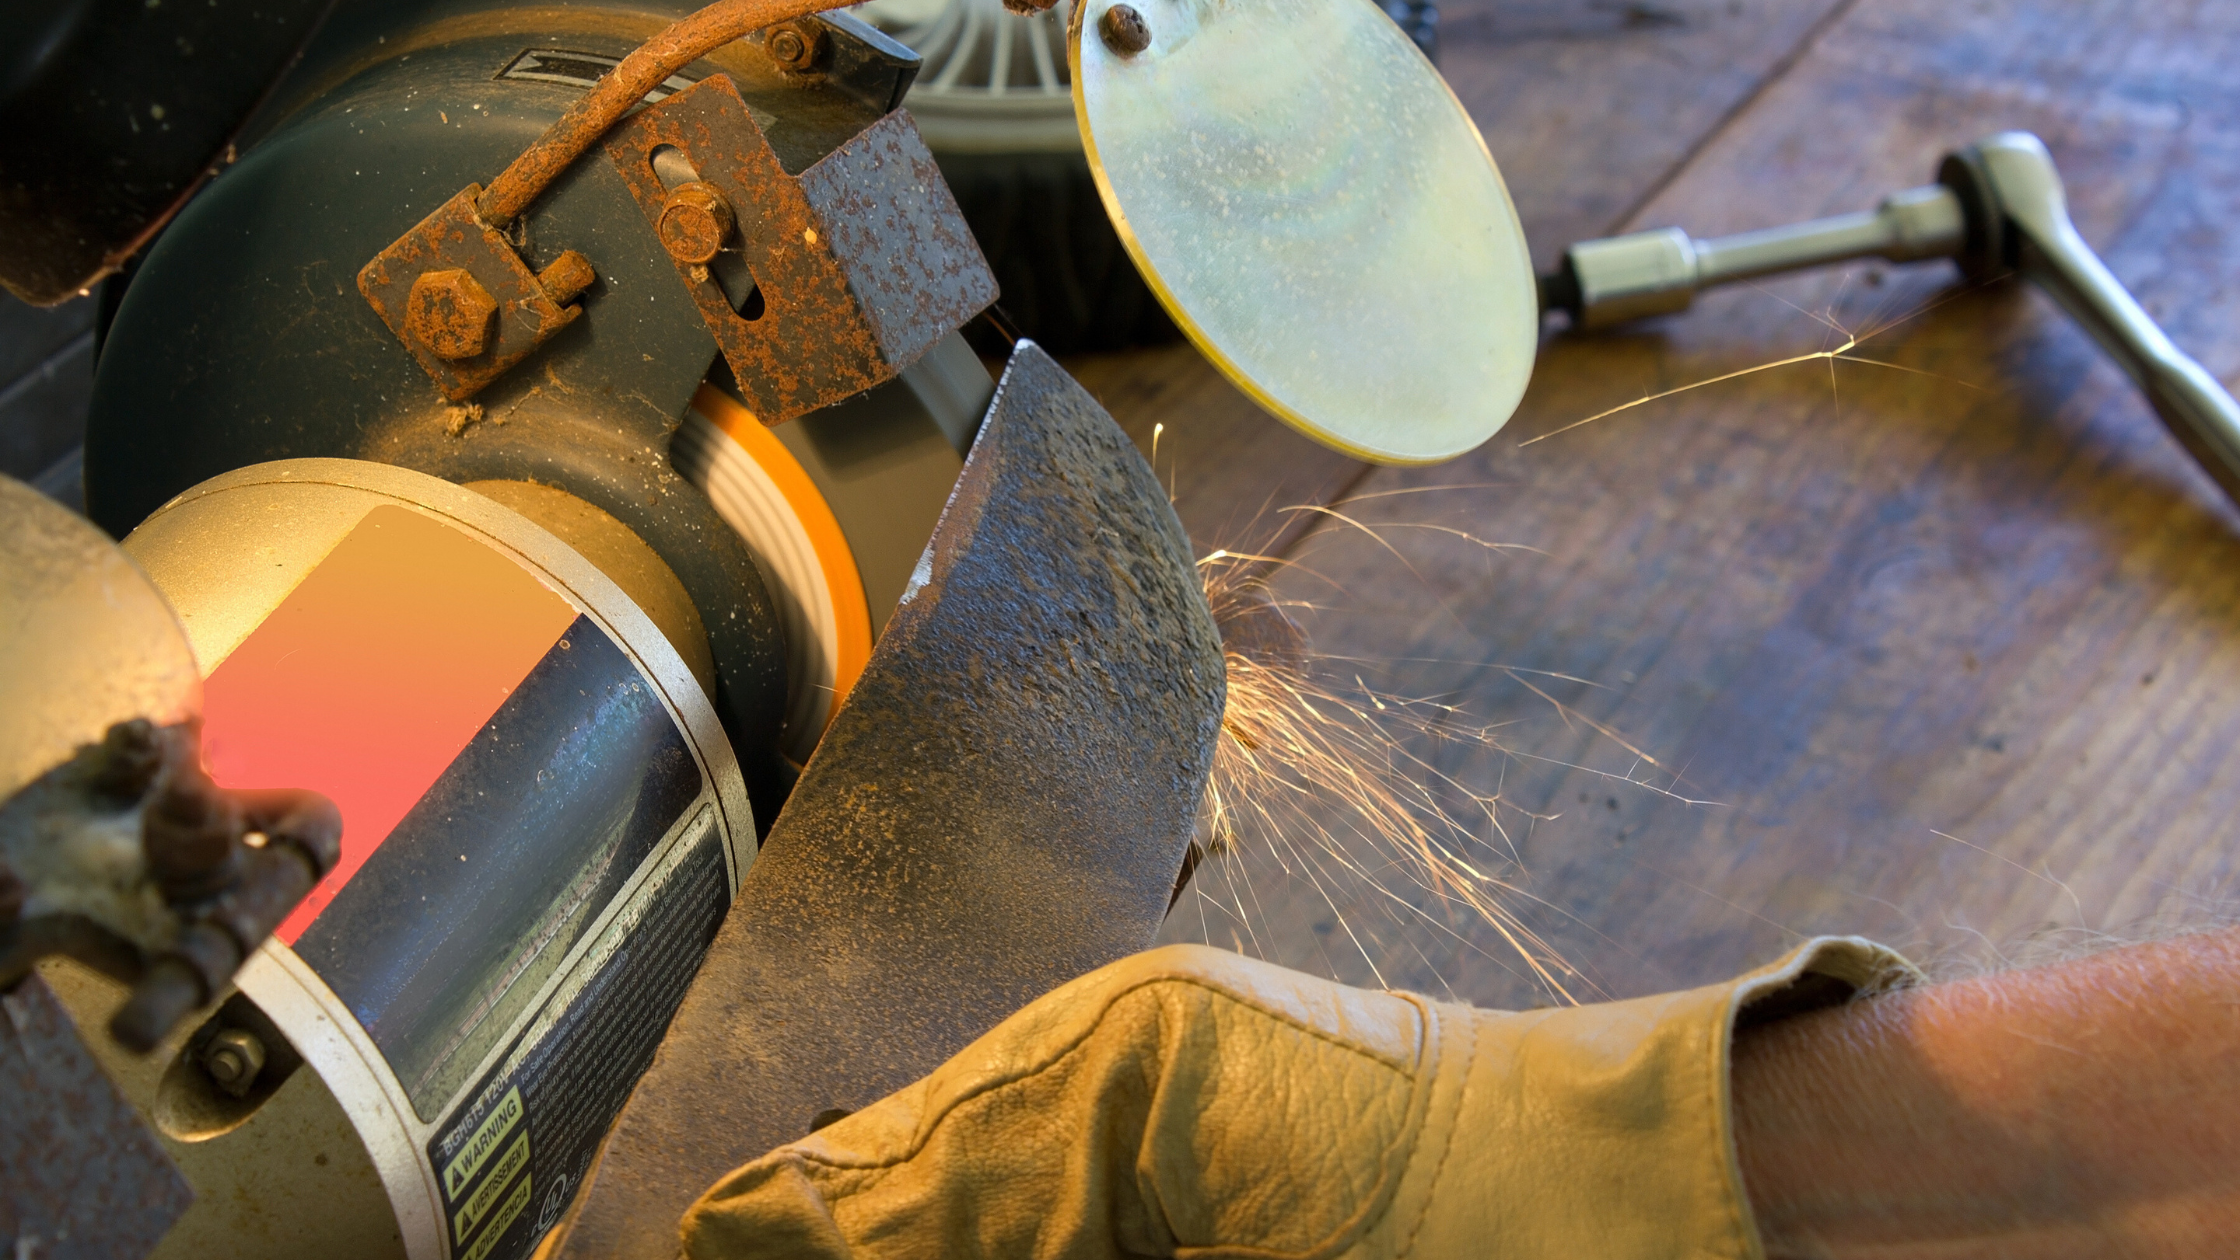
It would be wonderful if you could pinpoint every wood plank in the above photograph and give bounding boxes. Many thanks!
[1063,0,1856,554]
[1161,0,2240,1008]
[1437,0,1861,272]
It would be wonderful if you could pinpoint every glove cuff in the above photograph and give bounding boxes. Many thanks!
[1390,936,1917,1260]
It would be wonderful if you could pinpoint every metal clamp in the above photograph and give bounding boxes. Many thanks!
[356,0,887,403]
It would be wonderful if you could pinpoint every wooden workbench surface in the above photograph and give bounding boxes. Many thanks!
[1082,0,2240,1006]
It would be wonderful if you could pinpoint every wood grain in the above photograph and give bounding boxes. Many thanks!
[1155,0,2240,1008]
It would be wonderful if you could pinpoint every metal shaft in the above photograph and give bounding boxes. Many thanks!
[1553,185,1965,329]
[1544,130,2240,506]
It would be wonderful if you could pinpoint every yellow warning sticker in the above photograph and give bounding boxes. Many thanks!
[444,1086,524,1202]
[454,1133,530,1243]
[460,1171,534,1260]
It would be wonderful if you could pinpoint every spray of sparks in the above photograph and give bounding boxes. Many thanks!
[1190,549,1614,1004]
[1172,273,2000,1003]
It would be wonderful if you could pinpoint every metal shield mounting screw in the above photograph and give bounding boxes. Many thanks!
[1100,4,1153,55]
[766,21,825,73]
[658,182,736,266]
[406,268,500,360]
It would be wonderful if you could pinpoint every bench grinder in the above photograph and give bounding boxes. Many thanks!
[7,2,1224,1257]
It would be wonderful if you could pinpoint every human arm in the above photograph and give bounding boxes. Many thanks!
[1734,928,2240,1259]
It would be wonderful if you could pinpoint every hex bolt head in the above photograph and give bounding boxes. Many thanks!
[658,182,737,267]
[1100,4,1153,55]
[406,268,501,360]
[201,1027,268,1099]
[766,22,824,72]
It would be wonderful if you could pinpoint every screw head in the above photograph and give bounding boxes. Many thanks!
[1100,4,1153,55]
[766,22,824,72]
[657,182,737,267]
[405,269,500,360]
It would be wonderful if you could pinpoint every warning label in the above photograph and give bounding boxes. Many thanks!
[429,809,730,1260]
[460,1173,535,1260]
[444,1087,523,1202]
[454,1132,530,1242]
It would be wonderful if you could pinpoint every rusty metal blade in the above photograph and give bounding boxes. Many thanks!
[553,342,1224,1258]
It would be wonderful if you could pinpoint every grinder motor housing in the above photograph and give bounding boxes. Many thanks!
[47,5,1020,1258]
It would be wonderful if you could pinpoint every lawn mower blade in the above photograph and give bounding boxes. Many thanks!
[554,341,1226,1257]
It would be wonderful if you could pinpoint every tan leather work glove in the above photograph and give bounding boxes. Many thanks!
[681,939,1913,1260]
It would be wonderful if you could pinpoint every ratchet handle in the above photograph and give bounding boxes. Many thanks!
[1953,133,2240,503]
[1547,130,2240,509]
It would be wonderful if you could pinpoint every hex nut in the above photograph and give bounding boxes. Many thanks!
[766,21,824,72]
[406,269,501,360]
[201,1027,267,1099]
[1100,4,1153,55]
[658,182,737,267]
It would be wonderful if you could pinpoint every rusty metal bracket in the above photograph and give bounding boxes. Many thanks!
[354,0,987,406]
[355,186,595,402]
[548,342,1224,1258]
[1,720,341,1053]
[353,0,832,400]
[605,76,996,426]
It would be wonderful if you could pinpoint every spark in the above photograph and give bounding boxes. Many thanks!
[1931,828,2088,928]
[1520,275,1992,448]
[1192,552,1596,1004]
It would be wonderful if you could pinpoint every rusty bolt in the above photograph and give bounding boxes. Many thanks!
[406,268,500,360]
[201,1027,267,1098]
[766,21,824,72]
[658,182,736,267]
[89,717,166,802]
[142,765,242,903]
[1099,4,1152,55]
[538,249,597,307]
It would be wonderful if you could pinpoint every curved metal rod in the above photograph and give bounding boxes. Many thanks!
[475,0,855,227]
